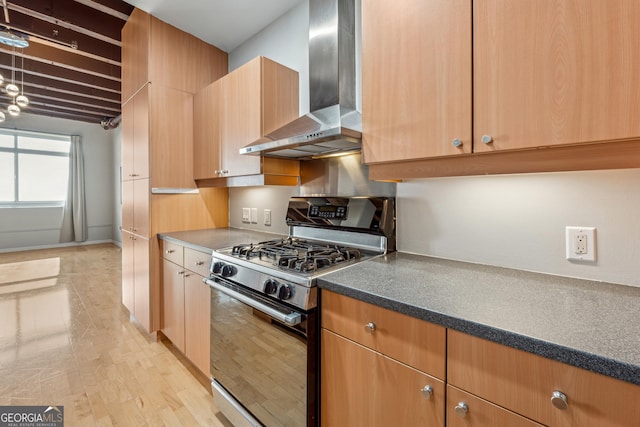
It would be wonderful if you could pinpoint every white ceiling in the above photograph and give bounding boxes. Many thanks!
[124,0,304,52]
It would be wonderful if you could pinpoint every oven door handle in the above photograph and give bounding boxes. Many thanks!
[204,278,303,326]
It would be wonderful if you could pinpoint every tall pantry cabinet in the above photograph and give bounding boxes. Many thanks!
[120,8,229,333]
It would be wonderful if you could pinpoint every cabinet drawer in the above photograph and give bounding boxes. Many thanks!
[321,290,446,379]
[184,247,211,277]
[446,385,543,427]
[321,329,445,427]
[161,240,183,265]
[448,330,640,426]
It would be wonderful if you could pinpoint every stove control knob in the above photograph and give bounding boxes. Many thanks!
[277,284,292,300]
[221,264,237,277]
[212,261,225,274]
[264,279,279,295]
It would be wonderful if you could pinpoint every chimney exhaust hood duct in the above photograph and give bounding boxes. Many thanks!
[240,0,361,159]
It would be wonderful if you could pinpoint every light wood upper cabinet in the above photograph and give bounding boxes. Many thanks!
[362,0,472,163]
[364,0,640,178]
[121,8,227,104]
[193,56,301,182]
[121,84,149,181]
[149,84,195,189]
[473,0,640,152]
[121,8,150,103]
[448,329,640,426]
[193,80,223,180]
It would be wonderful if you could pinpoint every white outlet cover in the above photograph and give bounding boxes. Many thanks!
[565,226,597,262]
[264,209,271,226]
[242,208,250,223]
[251,208,258,224]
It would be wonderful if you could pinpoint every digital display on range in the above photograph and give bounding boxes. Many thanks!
[309,204,347,219]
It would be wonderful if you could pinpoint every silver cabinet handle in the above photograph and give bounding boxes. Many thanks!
[177,271,185,276]
[452,138,463,148]
[195,261,205,266]
[551,390,568,410]
[454,402,468,417]
[221,169,229,174]
[184,273,191,278]
[481,134,493,144]
[166,249,175,254]
[364,322,376,332]
[420,385,433,400]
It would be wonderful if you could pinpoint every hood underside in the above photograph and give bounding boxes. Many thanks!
[239,104,361,159]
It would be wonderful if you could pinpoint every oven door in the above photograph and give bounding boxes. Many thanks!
[205,276,314,427]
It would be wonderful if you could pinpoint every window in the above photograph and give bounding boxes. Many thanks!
[0,130,71,206]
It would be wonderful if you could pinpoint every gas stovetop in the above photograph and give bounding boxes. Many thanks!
[207,196,395,311]
[228,237,364,273]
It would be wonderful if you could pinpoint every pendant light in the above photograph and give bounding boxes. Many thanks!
[16,53,28,107]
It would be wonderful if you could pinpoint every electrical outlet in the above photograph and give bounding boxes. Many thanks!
[242,208,250,223]
[264,209,271,226]
[565,226,596,262]
[250,208,258,224]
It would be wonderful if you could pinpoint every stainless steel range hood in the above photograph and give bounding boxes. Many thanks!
[240,0,361,159]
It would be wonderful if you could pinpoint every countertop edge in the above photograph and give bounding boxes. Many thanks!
[318,279,640,387]
[158,233,212,254]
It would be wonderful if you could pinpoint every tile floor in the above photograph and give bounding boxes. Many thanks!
[0,244,231,426]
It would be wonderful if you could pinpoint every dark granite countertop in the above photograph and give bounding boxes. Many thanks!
[317,252,640,386]
[158,228,286,254]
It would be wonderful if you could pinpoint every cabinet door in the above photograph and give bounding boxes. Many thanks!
[132,178,149,237]
[121,231,135,313]
[448,330,640,426]
[132,84,150,180]
[150,84,195,188]
[162,259,185,352]
[446,385,543,427]
[322,290,446,379]
[220,57,262,177]
[121,98,135,180]
[362,0,472,163]
[121,180,134,233]
[184,272,210,376]
[193,80,223,180]
[133,236,151,332]
[121,8,150,103]
[474,0,640,152]
[322,329,445,426]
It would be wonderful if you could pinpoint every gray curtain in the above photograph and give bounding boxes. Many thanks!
[60,135,88,242]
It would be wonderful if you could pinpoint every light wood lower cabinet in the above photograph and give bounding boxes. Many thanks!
[321,290,446,426]
[446,385,543,427]
[448,329,640,426]
[160,242,211,376]
[122,231,152,332]
[321,329,445,427]
[162,259,185,352]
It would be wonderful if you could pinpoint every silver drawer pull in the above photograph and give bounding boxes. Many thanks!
[551,390,568,410]
[454,402,468,417]
[177,271,185,276]
[420,385,433,400]
[195,261,205,266]
[166,249,175,254]
[364,322,376,332]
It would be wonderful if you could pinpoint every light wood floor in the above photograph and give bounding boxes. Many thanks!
[0,243,231,426]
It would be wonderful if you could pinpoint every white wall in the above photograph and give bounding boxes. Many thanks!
[228,0,640,287]
[0,113,116,251]
[397,170,640,287]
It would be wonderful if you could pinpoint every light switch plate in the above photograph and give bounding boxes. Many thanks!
[250,208,258,224]
[242,208,250,223]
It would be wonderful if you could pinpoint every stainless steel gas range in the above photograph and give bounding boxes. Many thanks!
[204,196,395,427]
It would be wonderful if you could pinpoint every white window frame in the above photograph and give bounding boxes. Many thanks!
[0,129,71,208]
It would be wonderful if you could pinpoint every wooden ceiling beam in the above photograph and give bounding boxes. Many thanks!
[8,0,129,42]
[4,9,121,61]
[0,55,121,94]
